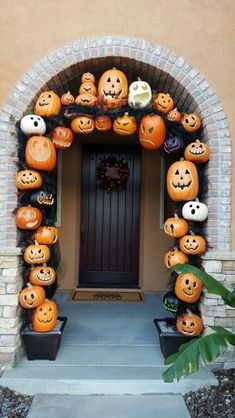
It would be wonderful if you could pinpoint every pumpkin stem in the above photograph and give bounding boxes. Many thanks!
[137,77,142,81]
[34,240,39,245]
[26,283,33,288]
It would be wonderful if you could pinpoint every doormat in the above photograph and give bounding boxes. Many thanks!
[69,290,144,303]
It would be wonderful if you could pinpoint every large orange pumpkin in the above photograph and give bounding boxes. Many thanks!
[98,68,128,109]
[164,249,188,268]
[184,140,210,164]
[24,243,50,265]
[15,206,42,230]
[25,136,57,172]
[19,283,45,309]
[176,313,203,336]
[175,273,203,303]
[179,234,206,255]
[16,170,42,191]
[164,216,188,238]
[33,226,58,245]
[34,91,61,117]
[29,265,56,286]
[51,126,74,150]
[167,159,199,201]
[139,114,166,150]
[32,299,58,332]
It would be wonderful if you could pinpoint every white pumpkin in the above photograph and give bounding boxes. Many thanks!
[182,198,208,222]
[20,114,46,136]
[128,79,152,108]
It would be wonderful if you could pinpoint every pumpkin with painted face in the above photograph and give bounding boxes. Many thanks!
[51,126,74,150]
[24,243,50,265]
[164,134,185,154]
[34,226,58,245]
[29,265,56,287]
[175,273,203,303]
[30,190,55,208]
[163,292,184,314]
[19,283,45,309]
[113,113,137,136]
[98,68,128,108]
[20,114,46,136]
[153,93,174,114]
[60,91,75,106]
[139,114,166,150]
[71,116,95,134]
[128,79,152,108]
[167,159,199,201]
[75,93,97,107]
[184,140,210,164]
[176,313,203,336]
[182,198,208,222]
[16,170,42,191]
[164,249,188,268]
[164,216,188,238]
[181,113,202,132]
[25,136,57,172]
[167,108,182,123]
[179,235,206,255]
[16,206,42,230]
[32,299,58,332]
[34,91,61,117]
[95,116,112,132]
[79,82,97,96]
[81,72,95,84]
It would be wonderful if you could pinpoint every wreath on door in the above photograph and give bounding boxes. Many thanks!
[96,156,130,192]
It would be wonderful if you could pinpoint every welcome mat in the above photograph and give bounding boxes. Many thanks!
[69,290,144,303]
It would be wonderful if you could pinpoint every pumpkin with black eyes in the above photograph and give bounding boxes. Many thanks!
[75,93,97,107]
[179,234,206,255]
[81,72,95,84]
[25,136,57,172]
[32,299,58,332]
[164,249,188,268]
[139,114,166,150]
[167,108,182,123]
[164,134,185,154]
[164,216,188,238]
[95,116,112,132]
[16,170,42,191]
[153,93,174,114]
[30,189,55,207]
[167,159,199,201]
[71,116,95,134]
[60,91,75,106]
[176,313,203,336]
[182,198,208,222]
[181,113,202,132]
[175,273,203,303]
[20,114,46,136]
[33,226,58,245]
[128,79,152,108]
[184,140,210,164]
[24,243,50,265]
[98,68,128,108]
[34,91,61,117]
[19,283,45,309]
[79,82,97,96]
[51,126,74,150]
[16,206,42,230]
[113,113,137,136]
[29,265,56,286]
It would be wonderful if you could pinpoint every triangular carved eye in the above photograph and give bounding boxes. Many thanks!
[148,127,154,134]
[175,169,179,175]
[107,77,111,82]
[185,169,190,174]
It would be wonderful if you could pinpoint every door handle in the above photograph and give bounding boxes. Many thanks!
[81,223,87,245]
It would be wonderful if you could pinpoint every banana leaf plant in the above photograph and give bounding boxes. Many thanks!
[162,263,235,383]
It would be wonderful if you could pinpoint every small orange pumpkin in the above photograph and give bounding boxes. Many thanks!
[16,170,42,191]
[32,299,58,332]
[19,283,45,309]
[24,243,50,265]
[164,249,189,268]
[113,113,137,136]
[51,126,74,150]
[75,93,97,107]
[164,215,189,238]
[153,93,174,114]
[79,82,97,96]
[175,273,203,303]
[181,113,202,132]
[167,108,182,122]
[184,140,210,164]
[98,68,128,109]
[34,91,61,117]
[60,91,75,106]
[179,234,206,255]
[16,206,42,230]
[71,116,95,134]
[29,265,56,287]
[176,313,203,336]
[167,159,199,202]
[25,136,57,172]
[33,226,58,245]
[139,114,166,150]
[95,116,112,132]
[81,72,95,84]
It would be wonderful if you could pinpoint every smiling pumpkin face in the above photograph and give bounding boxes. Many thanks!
[176,313,203,336]
[16,206,42,230]
[184,140,210,164]
[25,136,57,172]
[167,160,199,202]
[164,249,188,268]
[79,82,97,96]
[181,113,202,132]
[16,170,42,191]
[32,299,58,332]
[81,72,95,84]
[51,126,74,150]
[179,235,206,255]
[95,116,112,132]
[175,273,203,303]
[75,93,97,107]
[98,68,128,108]
[19,284,45,309]
[29,265,56,286]
[34,91,61,117]
[113,113,137,136]
[71,116,95,134]
[153,93,174,114]
[128,80,152,108]
[30,190,55,207]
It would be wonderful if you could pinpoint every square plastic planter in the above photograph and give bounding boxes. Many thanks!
[21,316,67,361]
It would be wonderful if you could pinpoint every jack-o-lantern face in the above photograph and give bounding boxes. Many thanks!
[175,273,203,303]
[98,68,128,109]
[51,126,74,150]
[167,160,199,202]
[139,114,166,150]
[95,116,112,132]
[181,113,202,132]
[20,114,46,136]
[60,91,75,106]
[163,292,184,314]
[164,134,185,154]
[179,235,206,255]
[176,313,203,336]
[19,284,45,309]
[16,170,42,191]
[29,265,56,286]
[33,226,58,245]
[16,206,42,230]
[30,190,55,207]
[81,72,95,84]
[75,93,97,107]
[79,82,97,96]
[113,113,137,136]
[128,80,152,108]
[25,136,57,172]
[71,116,95,134]
[24,244,50,265]
[164,217,188,238]
[153,93,174,114]
[164,249,188,268]
[182,199,208,222]
[34,91,61,117]
[167,108,182,123]
[184,140,210,164]
[32,299,58,332]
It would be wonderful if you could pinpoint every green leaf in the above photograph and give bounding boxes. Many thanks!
[162,327,235,383]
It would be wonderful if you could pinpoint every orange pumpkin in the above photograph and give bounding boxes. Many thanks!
[164,216,189,238]
[19,283,45,309]
[60,91,75,106]
[71,116,95,134]
[164,249,188,268]
[179,234,206,255]
[113,113,137,136]
[24,243,50,265]
[98,68,128,109]
[139,114,166,150]
[75,93,97,107]
[167,159,199,202]
[167,108,182,123]
[25,136,57,172]
[16,170,42,191]
[16,206,42,230]
[81,72,95,84]
[181,113,202,132]
[79,82,97,96]
[184,140,210,164]
[175,273,203,303]
[51,126,74,150]
[34,226,58,245]
[95,116,112,132]
[29,265,56,286]
[176,313,203,336]
[32,299,58,332]
[153,93,174,114]
[34,91,61,117]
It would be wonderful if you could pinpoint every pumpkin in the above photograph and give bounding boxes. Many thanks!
[153,93,174,114]
[139,114,166,150]
[182,198,208,222]
[181,113,202,132]
[24,243,50,265]
[29,265,56,286]
[81,72,95,84]
[164,249,189,268]
[33,226,58,245]
[164,215,188,238]
[16,170,42,191]
[176,313,203,336]
[166,159,199,202]
[98,68,128,108]
[75,93,97,107]
[175,273,203,303]
[163,292,184,314]
[19,283,45,309]
[179,234,206,255]
[34,91,61,117]
[79,82,97,96]
[184,140,210,164]
[128,79,152,108]
[20,114,46,136]
[51,126,74,150]
[25,136,57,172]
[71,116,95,134]
[167,108,182,123]
[95,116,112,132]
[32,299,58,332]
[15,206,42,230]
[164,134,185,154]
[60,91,75,106]
[113,113,137,136]
[30,190,55,208]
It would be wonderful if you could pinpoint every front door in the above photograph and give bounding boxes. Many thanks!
[79,144,141,288]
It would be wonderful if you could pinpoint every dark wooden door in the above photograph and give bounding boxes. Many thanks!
[79,145,141,288]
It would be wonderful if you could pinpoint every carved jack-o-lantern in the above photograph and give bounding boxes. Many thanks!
[30,190,55,208]
[113,113,137,136]
[19,283,45,309]
[29,265,56,287]
[179,235,206,255]
[176,313,203,336]
[95,116,112,132]
[20,114,46,136]
[164,216,188,238]
[167,108,182,123]
[175,273,203,303]
[16,206,42,230]
[71,116,95,134]
[51,126,74,150]
[182,198,208,222]
[81,72,95,84]
[34,91,61,117]
[164,249,188,268]
[184,140,210,164]
[75,93,97,107]
[24,243,50,265]
[139,114,166,150]
[163,292,184,314]
[153,93,174,114]
[164,134,185,154]
[16,170,42,191]
[167,159,199,202]
[79,82,97,96]
[33,226,58,245]
[25,136,57,172]
[98,68,128,108]
[181,113,202,132]
[60,91,75,106]
[32,299,58,332]
[128,79,152,108]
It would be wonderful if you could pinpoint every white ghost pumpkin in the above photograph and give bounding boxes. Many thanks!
[182,198,208,222]
[128,79,152,108]
[20,114,46,136]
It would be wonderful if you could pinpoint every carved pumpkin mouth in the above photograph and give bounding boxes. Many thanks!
[36,273,53,282]
[21,176,37,184]
[37,317,54,324]
[189,148,205,155]
[78,124,93,132]
[26,220,39,228]
[52,138,70,148]
[29,253,45,261]
[183,289,195,296]
[37,194,54,205]
[171,181,192,190]
[38,102,50,107]
[103,89,122,98]
[181,329,195,334]
[183,244,199,251]
[133,92,150,102]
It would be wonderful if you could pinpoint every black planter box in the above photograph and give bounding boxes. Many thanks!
[21,317,67,361]
[154,318,197,358]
